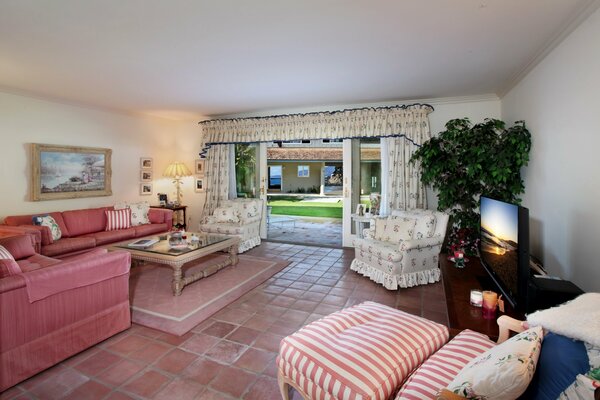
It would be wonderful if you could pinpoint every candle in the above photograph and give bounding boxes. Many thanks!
[482,291,498,319]
[470,290,483,307]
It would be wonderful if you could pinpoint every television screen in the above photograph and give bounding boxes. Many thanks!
[480,197,520,301]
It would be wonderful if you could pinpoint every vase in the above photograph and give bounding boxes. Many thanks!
[369,192,381,215]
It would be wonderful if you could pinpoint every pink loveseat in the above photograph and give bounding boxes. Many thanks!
[1,206,173,257]
[0,234,132,391]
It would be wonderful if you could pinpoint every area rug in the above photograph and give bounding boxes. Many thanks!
[129,253,289,336]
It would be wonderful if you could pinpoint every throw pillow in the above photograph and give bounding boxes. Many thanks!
[105,209,132,231]
[392,210,437,238]
[446,326,544,400]
[33,215,62,241]
[527,293,600,347]
[373,218,388,241]
[0,245,15,260]
[115,201,150,226]
[523,332,589,400]
[383,216,416,244]
[213,207,240,224]
[241,201,259,218]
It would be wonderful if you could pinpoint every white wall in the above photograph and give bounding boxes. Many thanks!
[502,8,600,292]
[0,91,204,228]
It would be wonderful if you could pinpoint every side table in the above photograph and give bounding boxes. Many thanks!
[150,205,187,230]
[351,214,374,238]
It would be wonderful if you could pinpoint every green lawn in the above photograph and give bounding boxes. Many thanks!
[268,199,343,218]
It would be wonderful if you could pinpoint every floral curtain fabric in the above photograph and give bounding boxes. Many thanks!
[199,104,433,156]
[383,109,430,212]
[201,144,230,217]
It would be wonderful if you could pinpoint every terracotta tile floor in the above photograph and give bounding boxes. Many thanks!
[3,242,447,400]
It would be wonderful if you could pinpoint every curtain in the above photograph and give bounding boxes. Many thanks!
[384,136,427,211]
[228,144,237,200]
[201,144,230,217]
[199,104,433,156]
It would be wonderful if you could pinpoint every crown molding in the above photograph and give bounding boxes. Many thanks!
[499,0,600,98]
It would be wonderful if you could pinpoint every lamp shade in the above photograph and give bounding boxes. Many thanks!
[163,162,193,178]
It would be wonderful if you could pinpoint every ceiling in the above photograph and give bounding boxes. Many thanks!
[0,0,597,120]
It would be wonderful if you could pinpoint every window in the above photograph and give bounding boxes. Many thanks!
[298,165,310,177]
[269,165,282,190]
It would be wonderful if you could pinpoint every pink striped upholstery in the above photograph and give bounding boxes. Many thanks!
[0,245,14,260]
[395,329,495,399]
[105,209,131,231]
[277,302,449,400]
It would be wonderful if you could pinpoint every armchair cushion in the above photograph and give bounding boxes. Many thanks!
[400,234,444,251]
[353,238,403,262]
[391,209,437,238]
[383,216,416,243]
[213,207,240,224]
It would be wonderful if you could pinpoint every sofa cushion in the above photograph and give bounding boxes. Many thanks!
[396,329,495,399]
[0,235,37,260]
[0,259,21,278]
[41,237,96,257]
[446,326,543,400]
[134,223,168,237]
[84,228,136,246]
[62,207,111,237]
[115,201,150,226]
[105,209,131,231]
[277,301,449,400]
[392,209,437,239]
[353,238,403,262]
[33,215,63,241]
[383,216,416,243]
[17,254,62,272]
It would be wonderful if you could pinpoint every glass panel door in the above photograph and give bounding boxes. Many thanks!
[234,143,259,198]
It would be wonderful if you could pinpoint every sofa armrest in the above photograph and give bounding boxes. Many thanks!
[497,315,527,344]
[22,250,131,303]
[363,227,375,239]
[399,235,443,251]
[239,215,261,225]
[201,215,218,225]
[0,234,37,260]
[0,225,44,249]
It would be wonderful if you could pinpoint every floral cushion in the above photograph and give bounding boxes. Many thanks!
[446,326,543,400]
[373,218,388,241]
[558,374,600,399]
[33,215,62,241]
[240,201,259,218]
[391,209,437,239]
[383,216,416,244]
[353,238,403,262]
[115,201,150,226]
[213,207,240,224]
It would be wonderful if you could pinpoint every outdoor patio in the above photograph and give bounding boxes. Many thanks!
[267,215,342,248]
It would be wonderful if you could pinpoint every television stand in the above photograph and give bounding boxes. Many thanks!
[440,254,524,340]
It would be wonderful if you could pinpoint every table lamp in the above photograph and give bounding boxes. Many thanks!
[163,162,193,205]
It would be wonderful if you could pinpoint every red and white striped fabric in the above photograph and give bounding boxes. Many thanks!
[277,301,449,400]
[105,209,131,231]
[395,329,496,399]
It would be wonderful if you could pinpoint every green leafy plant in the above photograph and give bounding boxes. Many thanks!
[411,118,531,254]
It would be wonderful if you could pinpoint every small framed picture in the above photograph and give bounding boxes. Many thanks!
[195,159,205,175]
[355,204,365,216]
[140,183,153,195]
[140,157,153,169]
[140,170,153,182]
[195,177,204,192]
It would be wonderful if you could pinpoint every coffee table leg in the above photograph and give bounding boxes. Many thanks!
[172,264,184,296]
[229,244,239,265]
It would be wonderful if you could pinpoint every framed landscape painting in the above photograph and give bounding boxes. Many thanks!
[31,144,112,201]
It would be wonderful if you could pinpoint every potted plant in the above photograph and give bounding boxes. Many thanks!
[411,118,531,255]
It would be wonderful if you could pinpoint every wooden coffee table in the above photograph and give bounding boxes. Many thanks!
[111,233,240,296]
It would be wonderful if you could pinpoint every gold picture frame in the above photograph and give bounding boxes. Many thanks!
[31,143,112,201]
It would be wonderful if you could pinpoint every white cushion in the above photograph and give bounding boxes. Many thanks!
[391,209,437,238]
[34,215,62,241]
[213,207,240,224]
[383,216,416,244]
[0,245,15,260]
[115,201,150,226]
[446,326,543,400]
[373,218,387,241]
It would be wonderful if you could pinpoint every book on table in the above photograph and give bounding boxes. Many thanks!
[128,238,159,248]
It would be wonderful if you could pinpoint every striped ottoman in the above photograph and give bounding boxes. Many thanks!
[277,301,449,400]
[395,329,495,399]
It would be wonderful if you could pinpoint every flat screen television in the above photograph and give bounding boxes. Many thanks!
[479,196,530,310]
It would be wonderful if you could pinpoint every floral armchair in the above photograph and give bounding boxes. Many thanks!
[350,209,449,290]
[199,198,264,253]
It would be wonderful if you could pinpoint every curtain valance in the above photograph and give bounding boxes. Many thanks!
[199,104,433,157]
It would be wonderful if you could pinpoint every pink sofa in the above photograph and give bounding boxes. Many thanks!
[1,206,173,257]
[0,234,132,391]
